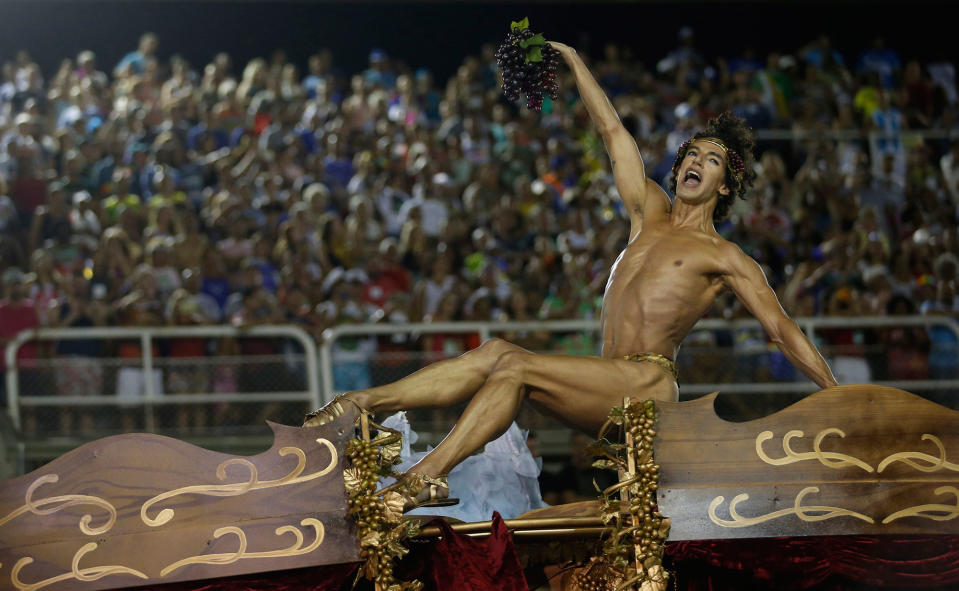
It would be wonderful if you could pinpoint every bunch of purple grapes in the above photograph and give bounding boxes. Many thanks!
[494,18,560,112]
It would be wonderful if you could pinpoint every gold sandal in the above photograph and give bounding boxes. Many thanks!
[303,394,367,427]
[378,472,459,521]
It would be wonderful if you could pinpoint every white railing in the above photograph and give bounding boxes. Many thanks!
[320,315,959,402]
[4,325,320,431]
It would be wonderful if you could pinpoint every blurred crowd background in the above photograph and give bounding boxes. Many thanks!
[1,21,958,494]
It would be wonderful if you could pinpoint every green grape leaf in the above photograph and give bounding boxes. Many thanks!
[525,46,543,64]
[510,17,529,31]
[519,33,546,49]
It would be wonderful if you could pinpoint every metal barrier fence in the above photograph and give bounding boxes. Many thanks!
[4,325,320,438]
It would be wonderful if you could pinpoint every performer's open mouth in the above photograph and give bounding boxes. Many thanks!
[682,170,702,188]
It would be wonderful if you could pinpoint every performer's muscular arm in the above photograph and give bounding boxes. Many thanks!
[722,244,839,390]
[550,42,668,228]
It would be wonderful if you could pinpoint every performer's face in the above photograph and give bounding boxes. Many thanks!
[675,138,731,203]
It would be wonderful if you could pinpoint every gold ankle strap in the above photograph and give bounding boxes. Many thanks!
[419,474,448,489]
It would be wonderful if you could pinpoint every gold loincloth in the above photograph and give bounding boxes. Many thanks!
[622,353,679,382]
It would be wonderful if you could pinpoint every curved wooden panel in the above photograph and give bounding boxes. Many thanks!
[654,385,959,540]
[0,415,358,590]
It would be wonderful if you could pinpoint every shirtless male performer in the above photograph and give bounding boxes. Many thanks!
[305,41,839,514]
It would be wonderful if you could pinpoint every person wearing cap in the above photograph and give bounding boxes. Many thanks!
[305,42,837,518]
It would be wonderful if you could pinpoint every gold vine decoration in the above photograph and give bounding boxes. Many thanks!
[344,411,422,591]
[0,474,117,536]
[572,399,670,591]
[141,438,337,527]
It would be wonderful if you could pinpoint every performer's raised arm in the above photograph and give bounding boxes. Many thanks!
[722,244,839,390]
[550,41,670,230]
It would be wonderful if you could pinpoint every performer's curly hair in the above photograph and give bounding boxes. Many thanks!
[668,111,757,222]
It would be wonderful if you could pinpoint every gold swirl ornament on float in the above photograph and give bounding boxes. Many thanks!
[882,486,959,524]
[159,518,325,577]
[755,428,873,472]
[0,474,116,536]
[141,438,337,527]
[709,486,875,528]
[10,543,148,591]
[877,434,959,473]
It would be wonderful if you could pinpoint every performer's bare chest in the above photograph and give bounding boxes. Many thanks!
[604,231,722,313]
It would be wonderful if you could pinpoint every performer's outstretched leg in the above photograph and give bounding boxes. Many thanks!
[304,338,524,425]
[404,350,678,491]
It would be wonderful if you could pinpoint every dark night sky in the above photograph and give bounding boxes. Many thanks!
[0,1,952,82]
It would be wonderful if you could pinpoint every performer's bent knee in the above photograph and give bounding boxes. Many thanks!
[470,338,523,370]
[476,337,517,355]
[488,350,529,382]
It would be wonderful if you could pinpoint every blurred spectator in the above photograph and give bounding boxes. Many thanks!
[325,272,376,391]
[941,138,959,206]
[857,37,900,89]
[50,275,106,435]
[0,268,38,414]
[821,286,873,384]
[115,32,159,78]
[362,237,411,311]
[422,291,470,360]
[114,267,163,432]
[166,289,210,432]
[28,182,70,254]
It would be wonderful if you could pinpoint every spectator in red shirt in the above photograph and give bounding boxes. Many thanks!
[0,267,39,432]
[166,290,210,432]
[362,237,411,311]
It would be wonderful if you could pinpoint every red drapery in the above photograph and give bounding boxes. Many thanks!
[397,511,529,591]
[142,530,959,590]
[667,536,959,589]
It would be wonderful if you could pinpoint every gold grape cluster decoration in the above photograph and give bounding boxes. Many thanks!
[344,414,423,591]
[576,399,671,591]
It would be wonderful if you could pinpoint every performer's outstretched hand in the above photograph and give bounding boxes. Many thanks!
[547,41,573,55]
